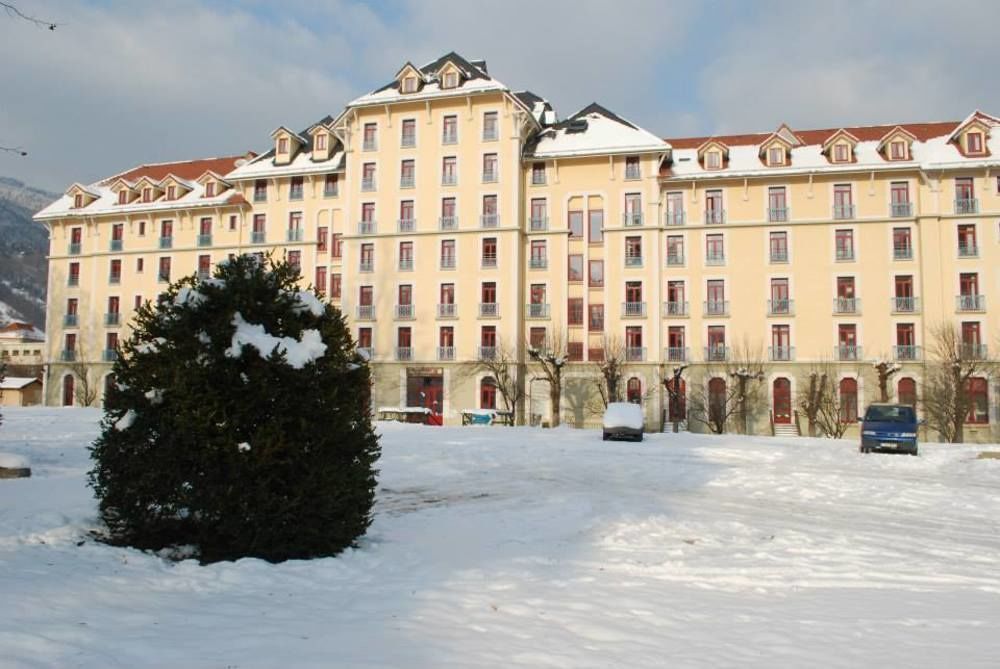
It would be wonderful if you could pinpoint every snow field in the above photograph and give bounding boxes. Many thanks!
[1,408,999,668]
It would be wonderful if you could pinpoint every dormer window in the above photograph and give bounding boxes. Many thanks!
[442,71,458,89]
[402,76,417,93]
[117,190,128,205]
[73,193,83,208]
[768,146,785,166]
[315,133,327,151]
[705,151,721,170]
[205,182,215,198]
[833,144,850,163]
[278,137,289,154]
[142,188,152,203]
[166,186,176,201]
[967,131,984,154]
[890,140,907,160]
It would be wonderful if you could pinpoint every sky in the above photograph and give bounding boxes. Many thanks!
[2,0,999,192]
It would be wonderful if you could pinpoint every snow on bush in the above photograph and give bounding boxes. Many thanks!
[224,313,326,369]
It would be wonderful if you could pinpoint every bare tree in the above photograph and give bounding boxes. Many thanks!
[661,363,688,433]
[65,347,100,407]
[922,323,996,443]
[797,361,860,439]
[871,357,901,403]
[689,339,768,434]
[468,338,523,425]
[1,2,58,29]
[527,329,568,428]
[592,335,626,410]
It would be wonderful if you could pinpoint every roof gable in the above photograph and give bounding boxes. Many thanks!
[948,110,1000,142]
[821,128,860,150]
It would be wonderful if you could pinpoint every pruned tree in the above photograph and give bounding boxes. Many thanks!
[871,357,901,403]
[66,346,100,407]
[592,334,626,410]
[468,337,523,424]
[922,323,997,443]
[661,363,688,433]
[528,328,568,427]
[797,361,858,439]
[689,339,768,434]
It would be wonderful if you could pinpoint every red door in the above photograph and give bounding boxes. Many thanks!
[773,378,791,424]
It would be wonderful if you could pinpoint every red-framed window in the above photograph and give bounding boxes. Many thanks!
[315,267,327,295]
[568,254,583,282]
[568,298,584,326]
[625,281,642,303]
[440,283,455,305]
[839,378,858,423]
[898,378,917,406]
[358,285,373,306]
[568,211,584,238]
[398,284,412,306]
[332,233,343,258]
[439,326,454,348]
[966,378,989,424]
[480,377,497,409]
[317,226,328,252]
[480,325,496,347]
[529,327,546,348]
[589,304,604,332]
[330,273,341,300]
[588,259,604,287]
[481,282,496,304]
[627,377,642,403]
[589,209,604,244]
[357,328,372,349]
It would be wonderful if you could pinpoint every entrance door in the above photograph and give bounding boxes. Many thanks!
[666,378,686,421]
[62,374,75,407]
[773,377,791,424]
[407,373,444,426]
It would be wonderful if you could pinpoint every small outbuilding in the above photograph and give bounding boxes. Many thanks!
[0,377,43,407]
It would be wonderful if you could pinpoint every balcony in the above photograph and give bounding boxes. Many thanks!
[359,260,374,273]
[531,171,546,186]
[68,242,81,255]
[833,204,855,220]
[63,314,78,327]
[482,170,498,184]
[440,256,456,270]
[253,190,267,203]
[891,202,913,217]
[401,134,416,148]
[623,212,643,227]
[482,254,497,269]
[835,345,862,361]
[110,239,123,252]
[956,294,985,312]
[891,296,919,313]
[530,216,548,232]
[159,236,173,249]
[478,346,497,361]
[767,299,793,316]
[626,347,646,362]
[198,233,213,247]
[625,166,641,181]
[102,349,118,362]
[479,302,499,318]
[108,273,121,285]
[483,125,499,141]
[834,297,860,314]
[704,345,730,362]
[480,214,499,229]
[958,243,978,258]
[768,207,789,222]
[622,302,646,318]
[289,187,303,201]
[395,304,414,320]
[705,253,725,266]
[893,345,922,361]
[396,347,412,362]
[358,221,376,235]
[769,346,794,362]
[252,231,266,244]
[955,198,979,215]
[625,254,643,268]
[438,346,455,361]
[442,132,458,145]
[437,303,457,319]
[770,250,788,263]
[526,303,550,319]
[105,312,120,326]
[529,256,548,270]
[439,216,458,231]
[960,343,988,360]
[893,245,913,260]
[665,210,685,226]
[400,176,415,189]
[60,349,76,362]
[324,185,338,198]
[287,228,303,242]
[361,177,376,192]
[441,173,457,186]
[705,209,725,225]
[363,139,377,151]
[398,258,413,271]
[666,253,684,267]
[398,218,415,233]
[663,301,689,317]
[665,346,688,362]
[356,305,375,320]
[704,300,729,317]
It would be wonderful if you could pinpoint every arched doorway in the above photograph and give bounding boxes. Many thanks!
[666,377,686,422]
[839,377,858,423]
[480,376,497,409]
[62,374,75,407]
[897,377,916,407]
[626,377,642,404]
[773,377,792,424]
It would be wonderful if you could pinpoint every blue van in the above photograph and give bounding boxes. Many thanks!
[859,403,919,455]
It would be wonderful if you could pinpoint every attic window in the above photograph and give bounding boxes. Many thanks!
[768,146,785,166]
[278,137,289,154]
[833,144,850,163]
[315,133,327,151]
[73,193,83,208]
[890,140,907,160]
[402,76,417,93]
[117,190,128,205]
[166,186,176,201]
[967,131,984,154]
[205,182,215,198]
[442,71,458,89]
[705,151,721,169]
[142,188,152,203]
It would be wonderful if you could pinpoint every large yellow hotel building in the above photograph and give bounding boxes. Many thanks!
[35,53,1000,440]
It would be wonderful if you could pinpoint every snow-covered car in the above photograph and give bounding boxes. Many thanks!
[602,402,644,442]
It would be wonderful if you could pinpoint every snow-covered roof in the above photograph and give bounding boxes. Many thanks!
[0,377,41,390]
[347,51,508,108]
[35,179,246,220]
[663,115,1000,179]
[225,148,345,181]
[527,103,668,159]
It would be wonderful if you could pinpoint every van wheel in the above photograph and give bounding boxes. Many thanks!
[602,434,609,441]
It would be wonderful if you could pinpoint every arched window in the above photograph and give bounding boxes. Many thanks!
[708,377,727,426]
[626,377,642,404]
[966,377,989,424]
[62,374,75,407]
[839,377,858,423]
[480,376,497,410]
[897,377,917,407]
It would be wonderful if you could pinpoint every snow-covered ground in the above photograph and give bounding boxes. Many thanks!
[2,408,1000,668]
